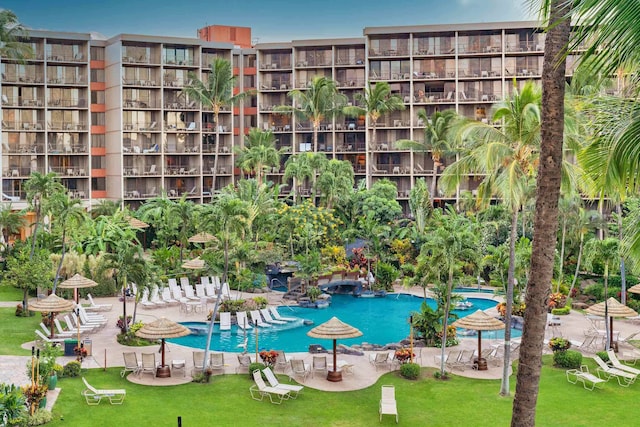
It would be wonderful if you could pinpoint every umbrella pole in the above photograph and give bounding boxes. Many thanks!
[157,339,171,378]
[478,330,482,365]
[610,317,615,351]
[50,312,55,339]
[327,339,342,382]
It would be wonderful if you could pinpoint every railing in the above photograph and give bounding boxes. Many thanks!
[47,98,87,108]
[47,76,87,85]
[47,122,87,131]
[2,74,45,83]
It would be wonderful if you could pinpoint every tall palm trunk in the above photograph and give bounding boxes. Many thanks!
[568,231,585,299]
[500,209,518,396]
[511,2,570,424]
[52,228,68,293]
[616,204,627,304]
[367,122,377,189]
[557,217,567,292]
[211,111,220,193]
[430,159,439,206]
[439,265,454,376]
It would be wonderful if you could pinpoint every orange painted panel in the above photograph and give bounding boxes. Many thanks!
[91,147,106,156]
[91,104,106,113]
[244,67,256,74]
[90,82,105,91]
[233,127,240,136]
[244,107,257,115]
[91,168,106,178]
[91,125,106,134]
[90,60,105,69]
[92,190,107,199]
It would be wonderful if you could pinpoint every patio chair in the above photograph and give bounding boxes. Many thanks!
[121,352,142,377]
[192,351,206,375]
[236,312,252,330]
[85,293,112,311]
[379,385,398,423]
[53,318,78,337]
[140,353,157,379]
[369,352,391,371]
[260,308,287,325]
[143,143,159,154]
[263,367,303,398]
[236,354,252,374]
[274,351,291,373]
[250,310,271,328]
[312,355,328,378]
[161,287,179,305]
[219,312,232,331]
[289,359,310,383]
[269,306,297,322]
[82,377,126,405]
[606,350,640,376]
[566,365,606,391]
[249,370,291,404]
[209,353,225,374]
[35,329,66,345]
[593,355,637,387]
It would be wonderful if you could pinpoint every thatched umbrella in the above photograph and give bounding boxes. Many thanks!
[182,257,205,270]
[586,298,637,350]
[135,317,190,378]
[29,294,75,338]
[628,284,640,295]
[452,310,505,371]
[307,317,362,382]
[188,232,216,244]
[59,273,98,303]
[127,217,149,229]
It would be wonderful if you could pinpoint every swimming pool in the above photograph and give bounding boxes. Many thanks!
[167,293,519,353]
[453,287,496,294]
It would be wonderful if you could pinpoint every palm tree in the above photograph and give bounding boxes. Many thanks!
[0,10,32,60]
[556,194,582,290]
[408,178,432,234]
[170,196,195,263]
[280,76,346,153]
[183,58,250,192]
[395,109,457,205]
[512,0,572,422]
[441,81,542,397]
[137,193,180,248]
[199,193,249,372]
[345,82,405,188]
[23,172,64,258]
[568,208,603,300]
[0,204,25,252]
[49,193,87,292]
[90,199,121,219]
[283,154,313,204]
[235,128,281,187]
[316,159,354,210]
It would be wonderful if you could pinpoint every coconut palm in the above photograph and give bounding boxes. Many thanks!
[170,196,196,263]
[137,193,180,248]
[395,109,457,205]
[567,207,603,299]
[283,153,313,204]
[0,10,32,60]
[90,199,121,219]
[235,128,281,187]
[316,159,354,210]
[408,178,432,234]
[49,193,87,292]
[280,76,346,153]
[23,172,64,258]
[345,82,405,188]
[183,58,250,192]
[441,80,543,397]
[512,0,572,421]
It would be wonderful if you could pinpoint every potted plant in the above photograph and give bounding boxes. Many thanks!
[259,350,278,367]
[548,337,571,352]
[74,345,88,362]
[394,348,415,364]
[21,383,48,414]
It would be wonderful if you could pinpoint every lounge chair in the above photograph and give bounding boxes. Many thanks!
[263,367,303,398]
[85,293,112,311]
[269,306,297,322]
[379,385,398,423]
[161,287,178,305]
[236,312,252,330]
[183,284,200,301]
[121,352,142,377]
[236,354,251,374]
[140,353,157,379]
[260,308,287,325]
[289,359,310,382]
[250,310,271,328]
[82,377,126,405]
[606,350,640,376]
[219,312,232,331]
[35,329,66,345]
[369,352,391,371]
[593,355,637,386]
[139,288,156,309]
[209,353,225,374]
[566,365,606,391]
[53,318,78,338]
[312,355,328,378]
[249,370,291,404]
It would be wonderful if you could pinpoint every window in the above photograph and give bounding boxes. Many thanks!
[90,69,105,83]
[91,90,105,104]
[91,134,105,148]
[90,47,105,61]
[91,112,105,126]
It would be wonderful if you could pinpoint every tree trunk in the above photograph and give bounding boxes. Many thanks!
[211,111,220,194]
[368,122,376,189]
[439,266,454,377]
[430,161,438,207]
[616,204,626,304]
[52,228,67,293]
[204,233,230,372]
[511,2,570,424]
[568,232,584,299]
[557,219,567,292]
[500,209,518,396]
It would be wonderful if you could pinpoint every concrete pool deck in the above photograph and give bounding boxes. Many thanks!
[3,284,639,398]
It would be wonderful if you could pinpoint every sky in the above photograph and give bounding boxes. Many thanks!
[5,0,536,43]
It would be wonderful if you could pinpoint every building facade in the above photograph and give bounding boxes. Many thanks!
[0,21,580,211]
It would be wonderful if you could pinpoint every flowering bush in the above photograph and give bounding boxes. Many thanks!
[73,346,88,362]
[116,315,132,330]
[259,350,279,366]
[548,292,567,311]
[548,337,571,352]
[394,348,416,364]
[496,302,526,317]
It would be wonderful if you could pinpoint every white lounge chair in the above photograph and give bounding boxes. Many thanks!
[312,355,328,378]
[594,355,637,386]
[139,288,156,309]
[606,350,640,376]
[269,306,297,322]
[289,359,310,383]
[249,370,291,404]
[53,318,79,337]
[566,365,606,391]
[260,308,287,325]
[82,377,126,405]
[236,312,252,330]
[219,312,231,331]
[369,352,391,371]
[379,385,398,423]
[85,294,112,311]
[161,287,178,305]
[262,367,303,398]
[140,353,157,379]
[250,310,271,328]
[236,354,252,374]
[35,329,66,345]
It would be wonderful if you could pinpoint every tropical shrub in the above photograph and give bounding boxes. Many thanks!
[0,383,27,426]
[496,302,526,317]
[27,408,52,426]
[435,325,458,347]
[551,307,571,315]
[394,348,416,364]
[548,337,571,352]
[548,292,567,310]
[62,361,81,377]
[252,296,268,309]
[400,362,420,380]
[375,262,399,291]
[553,349,582,369]
[306,286,321,302]
[596,351,609,362]
[248,362,266,379]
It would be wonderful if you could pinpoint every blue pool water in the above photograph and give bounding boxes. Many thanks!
[167,294,518,353]
[453,287,496,294]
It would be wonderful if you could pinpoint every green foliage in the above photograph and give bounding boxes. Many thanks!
[248,363,266,379]
[551,307,571,315]
[306,286,322,302]
[220,299,246,314]
[596,351,609,362]
[252,296,268,309]
[375,262,398,291]
[412,302,440,346]
[548,337,571,352]
[3,244,53,308]
[553,350,582,369]
[352,179,403,224]
[27,408,52,426]
[400,362,421,380]
[0,383,27,426]
[278,200,343,254]
[62,361,81,377]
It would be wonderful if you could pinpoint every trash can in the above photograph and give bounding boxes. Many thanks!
[83,339,92,356]
[64,339,78,357]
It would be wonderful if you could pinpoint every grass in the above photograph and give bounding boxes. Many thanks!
[0,307,41,355]
[0,284,24,301]
[42,358,640,427]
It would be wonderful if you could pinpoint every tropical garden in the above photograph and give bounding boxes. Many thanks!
[3,0,640,425]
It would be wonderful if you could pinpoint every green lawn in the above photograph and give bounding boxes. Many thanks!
[0,308,40,355]
[44,359,640,427]
[0,284,24,301]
